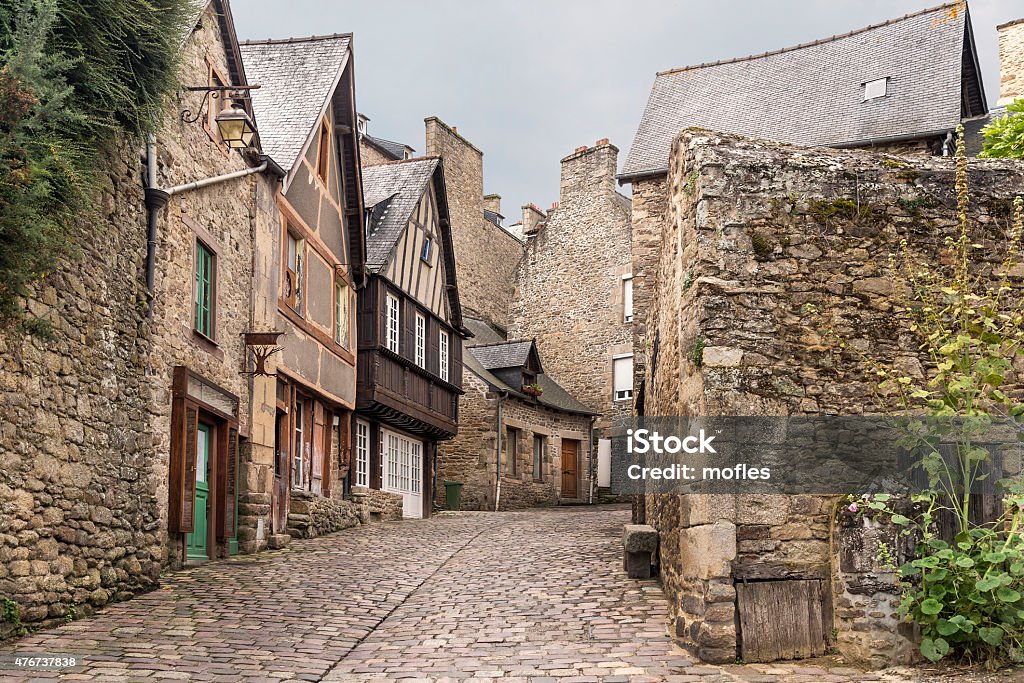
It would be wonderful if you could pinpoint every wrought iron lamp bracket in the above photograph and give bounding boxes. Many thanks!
[179,84,259,125]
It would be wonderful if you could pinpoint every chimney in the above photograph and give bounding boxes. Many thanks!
[521,204,545,235]
[998,18,1024,106]
[559,138,619,200]
[483,194,502,217]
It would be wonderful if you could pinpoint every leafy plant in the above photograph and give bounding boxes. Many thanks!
[1,597,19,626]
[689,336,705,368]
[980,98,1024,159]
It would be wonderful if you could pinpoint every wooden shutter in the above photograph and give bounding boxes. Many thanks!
[169,399,199,533]
[312,401,326,494]
[218,424,239,539]
[428,320,440,377]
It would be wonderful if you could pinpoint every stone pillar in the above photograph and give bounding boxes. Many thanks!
[521,204,545,235]
[559,139,619,201]
[998,18,1024,106]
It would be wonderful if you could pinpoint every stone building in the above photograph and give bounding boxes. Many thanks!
[424,117,523,329]
[357,113,415,165]
[509,140,633,434]
[438,321,596,511]
[620,2,991,411]
[240,33,367,546]
[998,17,1024,106]
[356,157,469,519]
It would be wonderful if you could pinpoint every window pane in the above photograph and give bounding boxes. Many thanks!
[195,242,213,336]
[415,313,426,368]
[439,331,449,382]
[355,421,368,488]
[613,355,634,400]
[623,277,633,323]
[533,436,544,480]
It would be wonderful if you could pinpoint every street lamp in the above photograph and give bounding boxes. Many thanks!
[215,102,257,150]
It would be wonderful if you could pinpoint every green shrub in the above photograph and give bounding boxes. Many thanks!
[980,99,1024,159]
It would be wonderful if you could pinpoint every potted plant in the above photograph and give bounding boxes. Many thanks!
[523,383,544,397]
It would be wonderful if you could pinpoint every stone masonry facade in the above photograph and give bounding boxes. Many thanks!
[509,141,633,430]
[424,117,523,329]
[640,129,1024,664]
[998,18,1024,106]
[436,371,592,511]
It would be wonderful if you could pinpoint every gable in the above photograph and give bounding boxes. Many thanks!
[382,185,451,321]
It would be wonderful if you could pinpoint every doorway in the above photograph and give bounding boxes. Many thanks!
[561,439,579,499]
[186,422,212,560]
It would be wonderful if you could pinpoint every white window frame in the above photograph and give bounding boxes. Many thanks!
[613,353,634,402]
[864,77,888,101]
[622,274,633,323]
[439,329,450,382]
[415,312,427,368]
[355,420,369,488]
[292,400,307,488]
[385,293,400,354]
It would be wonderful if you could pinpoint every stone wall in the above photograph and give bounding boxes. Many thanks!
[642,129,1024,663]
[359,138,393,166]
[424,117,523,328]
[998,18,1024,106]
[286,490,361,539]
[437,371,593,511]
[0,145,159,638]
[361,488,404,522]
[509,141,633,430]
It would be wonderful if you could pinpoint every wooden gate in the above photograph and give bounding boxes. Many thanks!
[736,579,828,662]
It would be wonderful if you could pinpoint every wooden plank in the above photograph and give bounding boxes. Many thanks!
[737,579,826,663]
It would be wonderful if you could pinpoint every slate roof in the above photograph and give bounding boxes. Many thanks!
[239,34,351,174]
[364,134,414,160]
[463,348,597,416]
[462,317,507,346]
[468,341,537,372]
[621,2,986,180]
[361,157,441,271]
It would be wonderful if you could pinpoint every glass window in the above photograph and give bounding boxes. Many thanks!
[505,427,518,475]
[292,400,306,488]
[864,77,888,101]
[334,281,349,348]
[317,119,330,183]
[439,330,450,382]
[613,354,634,402]
[386,294,400,353]
[415,313,426,368]
[623,275,633,323]
[420,236,433,262]
[194,240,214,338]
[355,420,369,488]
[533,435,546,481]
[285,230,303,312]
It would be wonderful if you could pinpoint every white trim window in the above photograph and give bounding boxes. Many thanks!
[439,329,450,382]
[385,293,400,353]
[415,312,427,368]
[355,420,369,488]
[622,274,633,323]
[613,354,634,402]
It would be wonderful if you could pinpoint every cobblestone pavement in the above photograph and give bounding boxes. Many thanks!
[1,505,1021,682]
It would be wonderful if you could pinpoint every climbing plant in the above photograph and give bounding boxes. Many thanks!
[0,0,191,335]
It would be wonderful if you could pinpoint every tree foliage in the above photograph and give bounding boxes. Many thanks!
[0,0,192,334]
[980,99,1024,159]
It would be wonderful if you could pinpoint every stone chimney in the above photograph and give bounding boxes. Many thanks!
[559,138,619,202]
[998,18,1024,106]
[483,194,502,218]
[521,204,545,235]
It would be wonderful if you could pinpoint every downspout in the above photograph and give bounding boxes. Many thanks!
[494,391,507,512]
[587,416,596,505]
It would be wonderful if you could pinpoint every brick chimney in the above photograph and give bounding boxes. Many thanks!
[521,204,545,235]
[483,194,502,217]
[559,138,619,201]
[998,18,1024,106]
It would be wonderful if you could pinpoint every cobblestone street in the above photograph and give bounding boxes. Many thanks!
[0,506,1020,682]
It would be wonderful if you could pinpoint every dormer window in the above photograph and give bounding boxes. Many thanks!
[864,77,888,101]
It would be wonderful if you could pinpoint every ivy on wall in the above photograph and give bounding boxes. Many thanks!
[0,0,192,335]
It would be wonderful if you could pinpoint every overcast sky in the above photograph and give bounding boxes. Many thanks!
[233,1,1020,223]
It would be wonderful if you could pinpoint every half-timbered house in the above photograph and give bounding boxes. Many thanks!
[356,157,469,518]
[240,34,366,547]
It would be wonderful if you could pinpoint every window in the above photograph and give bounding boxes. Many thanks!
[864,77,888,101]
[285,230,303,312]
[316,119,330,183]
[292,400,307,488]
[613,354,634,402]
[420,236,433,263]
[194,240,214,338]
[415,312,426,368]
[355,420,369,488]
[533,435,546,481]
[439,329,450,382]
[505,426,519,475]
[385,293,400,353]
[207,69,227,139]
[623,274,633,323]
[334,281,350,348]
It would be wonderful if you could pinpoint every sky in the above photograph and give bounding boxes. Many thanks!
[233,0,1021,224]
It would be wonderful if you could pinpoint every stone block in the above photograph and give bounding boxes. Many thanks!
[624,550,652,579]
[622,524,658,553]
[677,521,736,581]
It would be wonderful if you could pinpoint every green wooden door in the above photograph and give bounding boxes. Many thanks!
[186,423,211,560]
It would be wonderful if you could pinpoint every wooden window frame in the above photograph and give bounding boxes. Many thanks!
[316,118,331,185]
[334,279,350,349]
[355,419,369,488]
[420,235,433,264]
[439,329,450,383]
[385,292,401,354]
[533,435,546,482]
[506,426,519,476]
[283,224,304,314]
[414,311,427,369]
[194,238,216,341]
[204,60,231,154]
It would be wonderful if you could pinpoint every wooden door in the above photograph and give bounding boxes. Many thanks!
[561,439,578,499]
[737,579,828,662]
[186,423,212,560]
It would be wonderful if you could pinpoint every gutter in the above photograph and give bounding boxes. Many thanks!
[143,138,283,313]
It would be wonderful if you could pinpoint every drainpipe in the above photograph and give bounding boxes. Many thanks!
[587,416,596,505]
[142,136,275,312]
[494,391,507,512]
